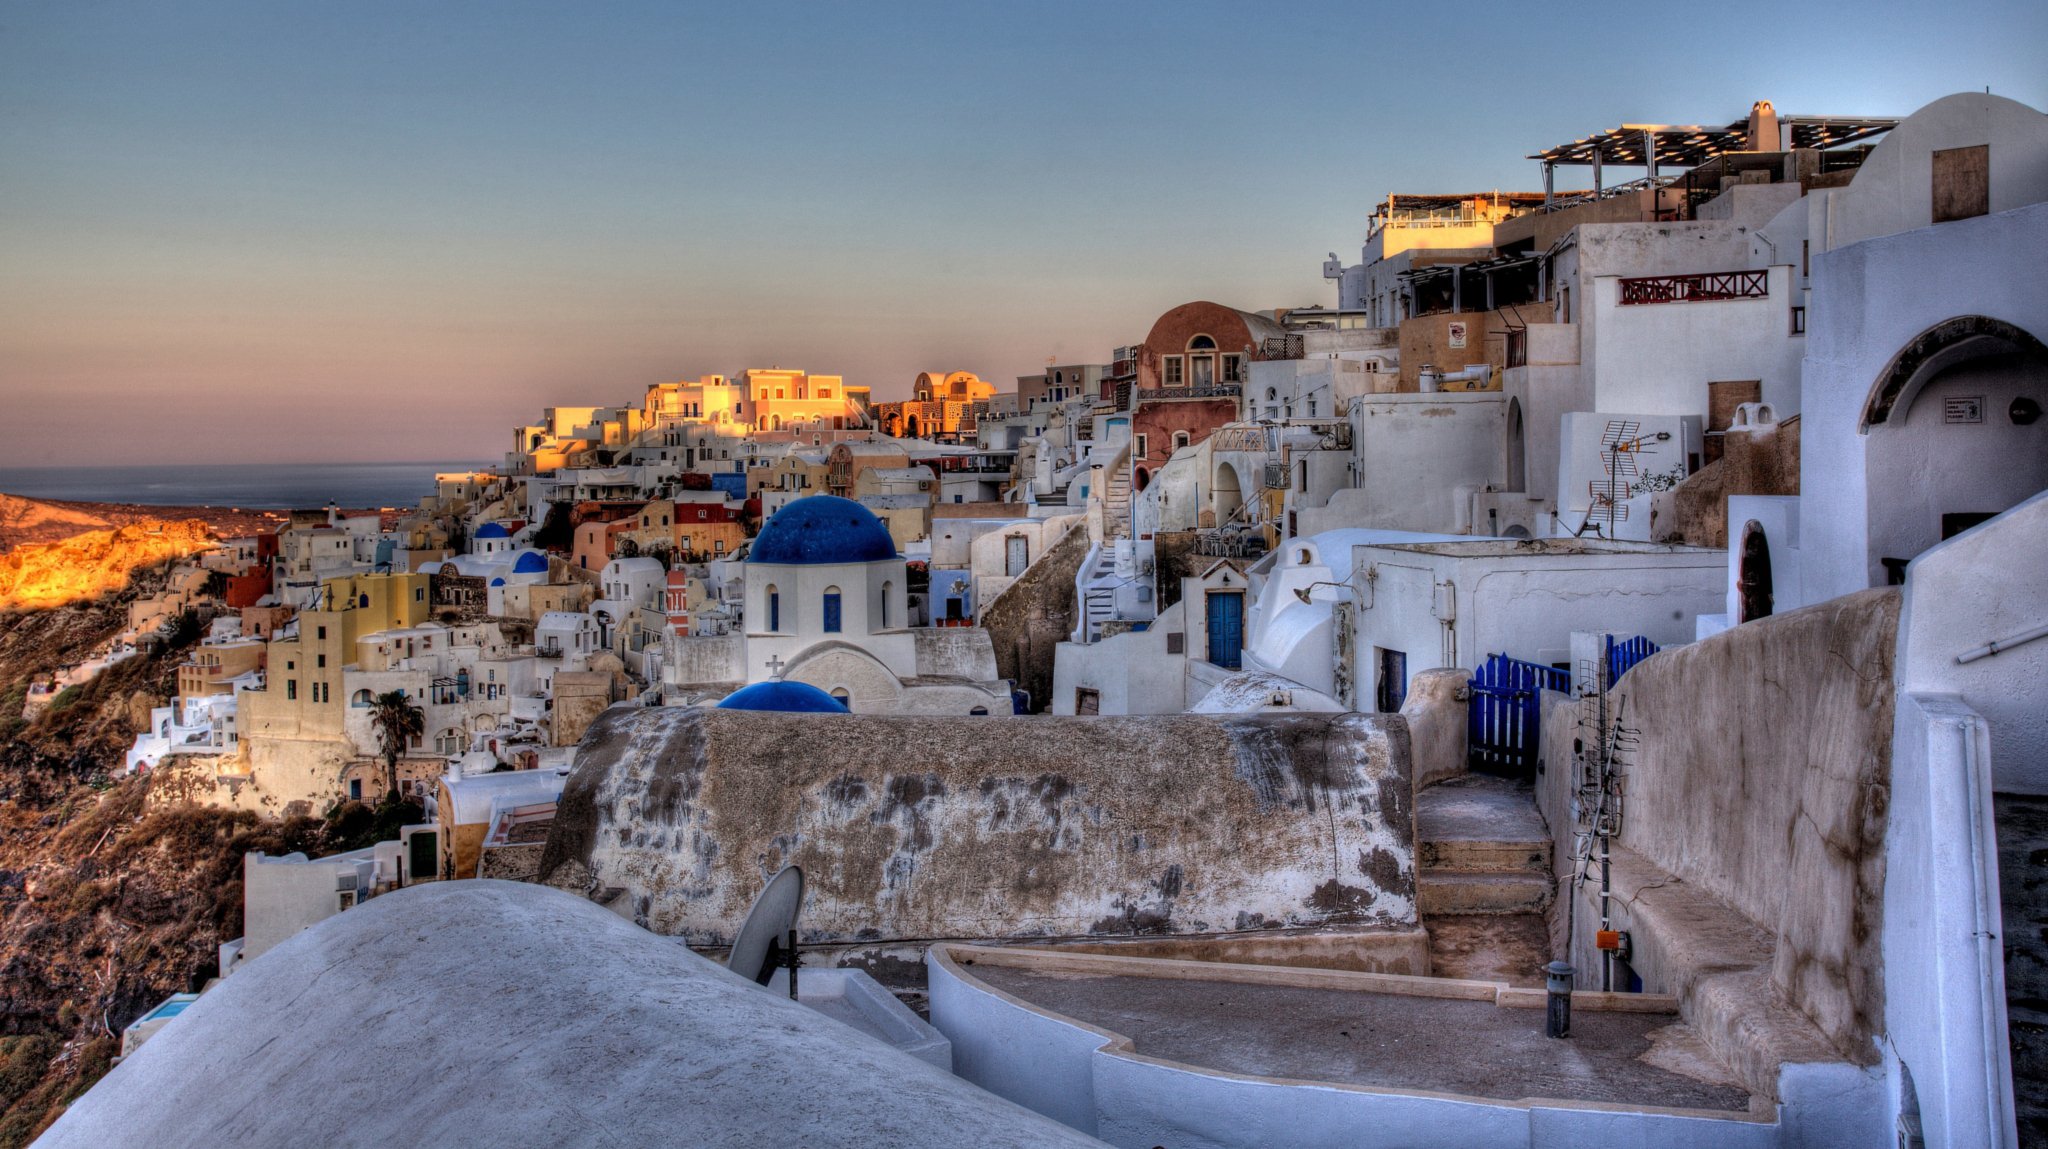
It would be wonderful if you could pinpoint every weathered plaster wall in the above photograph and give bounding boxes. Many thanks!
[978,519,1087,712]
[1573,588,1899,1058]
[543,709,1418,952]
[1398,668,1470,792]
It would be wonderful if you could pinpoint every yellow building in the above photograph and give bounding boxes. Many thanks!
[241,571,433,748]
[743,369,859,432]
[876,371,997,441]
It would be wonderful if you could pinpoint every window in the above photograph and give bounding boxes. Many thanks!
[1187,334,1217,350]
[1190,355,1214,388]
[414,588,424,602]
[287,680,298,701]
[880,582,892,629]
[1222,355,1244,384]
[435,729,463,755]
[1074,688,1100,715]
[1790,306,1806,335]
[316,653,326,668]
[969,706,989,716]
[317,626,327,640]
[358,594,369,609]
[1932,144,1990,223]
[352,689,372,708]
[1135,433,1149,459]
[767,586,780,632]
[822,587,843,633]
[1173,431,1191,451]
[1162,357,1184,386]
[349,779,362,800]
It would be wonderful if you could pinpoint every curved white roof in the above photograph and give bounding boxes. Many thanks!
[39,882,1098,1149]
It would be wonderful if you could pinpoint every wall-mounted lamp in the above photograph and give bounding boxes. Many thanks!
[1293,580,1353,605]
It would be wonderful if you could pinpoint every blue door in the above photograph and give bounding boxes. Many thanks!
[1206,591,1243,670]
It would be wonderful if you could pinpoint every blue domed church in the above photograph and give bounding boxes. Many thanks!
[668,496,1011,714]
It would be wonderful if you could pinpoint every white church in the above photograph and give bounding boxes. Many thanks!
[662,496,1013,715]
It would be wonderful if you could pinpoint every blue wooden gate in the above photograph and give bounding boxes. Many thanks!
[1468,654,1569,774]
[1603,634,1660,688]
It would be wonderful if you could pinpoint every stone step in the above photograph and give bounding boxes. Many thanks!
[1418,837,1550,874]
[1417,871,1553,916]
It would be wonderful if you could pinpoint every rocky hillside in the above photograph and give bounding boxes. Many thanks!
[0,567,413,1144]
[0,521,217,613]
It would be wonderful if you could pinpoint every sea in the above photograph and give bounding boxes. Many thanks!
[0,462,496,511]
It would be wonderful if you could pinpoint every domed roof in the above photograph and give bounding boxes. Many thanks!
[474,521,510,539]
[750,496,897,565]
[489,577,505,587]
[716,681,849,713]
[512,551,549,574]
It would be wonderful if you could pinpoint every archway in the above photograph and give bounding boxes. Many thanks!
[1506,397,1527,493]
[1862,316,2048,578]
[1212,461,1245,525]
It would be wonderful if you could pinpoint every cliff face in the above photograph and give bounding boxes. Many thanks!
[0,521,217,612]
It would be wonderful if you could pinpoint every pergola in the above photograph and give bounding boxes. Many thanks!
[1527,115,1898,204]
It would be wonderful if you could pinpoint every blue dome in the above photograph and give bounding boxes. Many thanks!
[512,551,549,574]
[749,496,897,565]
[489,577,505,587]
[475,522,510,539]
[717,681,849,713]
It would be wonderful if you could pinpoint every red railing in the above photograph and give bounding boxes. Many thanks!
[1618,270,1767,306]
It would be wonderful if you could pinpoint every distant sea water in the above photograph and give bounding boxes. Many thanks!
[0,462,496,510]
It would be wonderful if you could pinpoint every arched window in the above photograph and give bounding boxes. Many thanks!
[830,687,850,706]
[358,594,370,609]
[766,584,780,632]
[1173,431,1192,450]
[351,689,373,708]
[1188,334,1217,350]
[822,586,843,633]
[969,706,989,716]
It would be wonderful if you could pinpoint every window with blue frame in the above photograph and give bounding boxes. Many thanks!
[766,585,780,631]
[822,587,842,633]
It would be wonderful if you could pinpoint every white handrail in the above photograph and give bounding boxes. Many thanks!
[1956,621,2048,664]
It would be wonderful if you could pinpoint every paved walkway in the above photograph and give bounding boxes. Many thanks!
[972,966,1752,1112]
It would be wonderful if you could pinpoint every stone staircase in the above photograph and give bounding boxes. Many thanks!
[1415,774,1553,917]
[1103,449,1132,541]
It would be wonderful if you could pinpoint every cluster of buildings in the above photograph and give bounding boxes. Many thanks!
[81,91,2048,1149]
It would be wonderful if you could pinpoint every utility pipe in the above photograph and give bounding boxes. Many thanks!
[1957,622,2048,664]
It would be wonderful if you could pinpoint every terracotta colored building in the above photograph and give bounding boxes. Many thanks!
[1128,302,1285,483]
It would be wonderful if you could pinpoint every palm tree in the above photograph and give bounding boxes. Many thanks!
[367,690,425,802]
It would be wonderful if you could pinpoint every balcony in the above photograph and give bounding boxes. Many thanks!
[1618,270,1767,306]
[1136,384,1242,403]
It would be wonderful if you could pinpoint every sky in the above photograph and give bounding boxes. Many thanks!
[2,0,2043,466]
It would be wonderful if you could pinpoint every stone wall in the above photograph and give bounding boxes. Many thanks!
[1654,415,1801,548]
[543,709,1419,954]
[977,520,1086,712]
[1546,588,1898,1058]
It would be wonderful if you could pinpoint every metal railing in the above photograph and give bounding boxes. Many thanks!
[1617,270,1768,306]
[1136,384,1242,402]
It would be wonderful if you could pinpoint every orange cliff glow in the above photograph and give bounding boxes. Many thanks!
[0,522,217,612]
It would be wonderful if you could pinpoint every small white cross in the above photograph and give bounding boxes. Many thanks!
[764,654,785,677]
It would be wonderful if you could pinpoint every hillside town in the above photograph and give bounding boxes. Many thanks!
[17,91,2048,1148]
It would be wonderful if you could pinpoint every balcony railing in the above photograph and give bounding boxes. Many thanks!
[1136,384,1242,402]
[1618,270,1768,306]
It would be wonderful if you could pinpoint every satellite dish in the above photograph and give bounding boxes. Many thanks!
[727,865,804,989]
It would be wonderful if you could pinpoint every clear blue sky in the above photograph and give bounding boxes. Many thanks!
[2,0,2042,465]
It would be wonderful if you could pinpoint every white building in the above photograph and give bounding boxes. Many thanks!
[662,496,1010,714]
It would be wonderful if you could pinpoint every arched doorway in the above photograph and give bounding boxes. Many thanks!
[1737,520,1773,623]
[1862,316,2048,578]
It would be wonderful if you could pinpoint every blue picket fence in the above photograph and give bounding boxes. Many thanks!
[1468,654,1569,775]
[1604,634,1661,689]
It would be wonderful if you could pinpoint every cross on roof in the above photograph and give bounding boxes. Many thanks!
[764,654,785,677]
